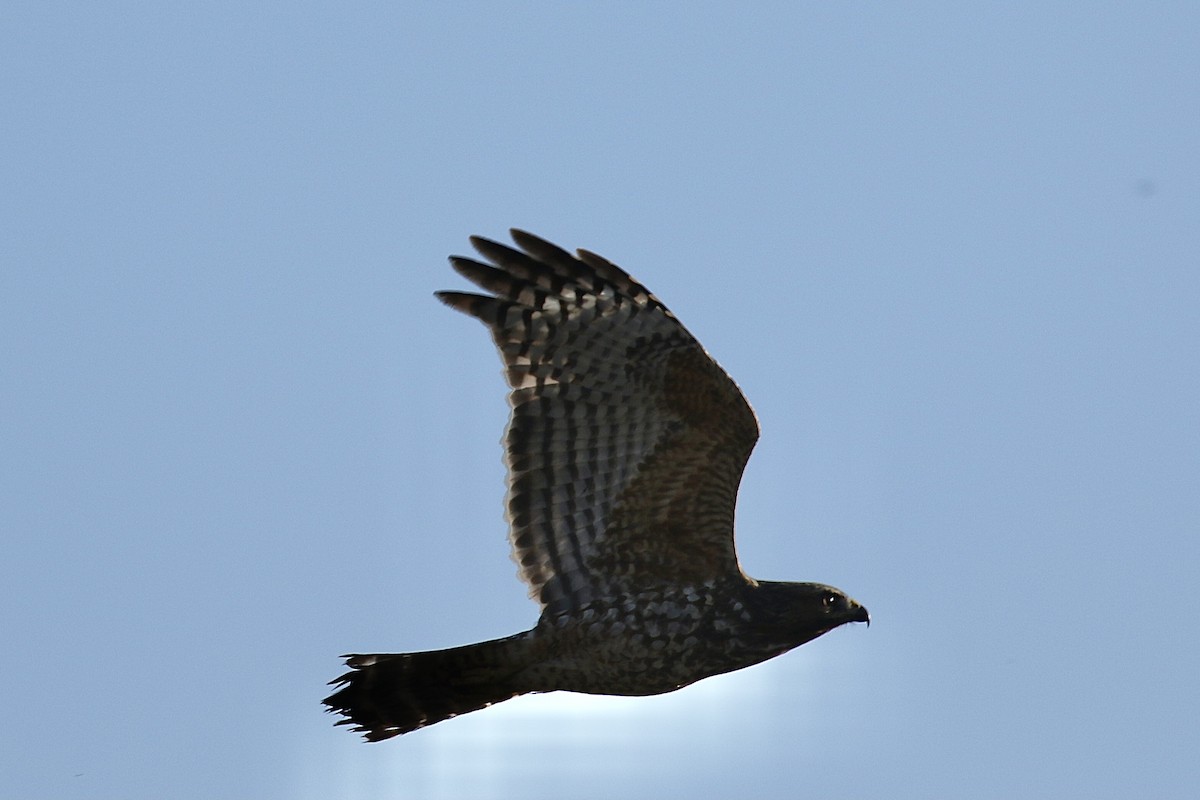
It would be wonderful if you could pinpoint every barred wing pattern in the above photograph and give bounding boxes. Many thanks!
[437,231,760,617]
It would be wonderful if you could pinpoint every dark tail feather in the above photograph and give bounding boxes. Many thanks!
[323,634,531,741]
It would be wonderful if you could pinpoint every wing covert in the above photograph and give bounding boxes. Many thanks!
[437,230,760,616]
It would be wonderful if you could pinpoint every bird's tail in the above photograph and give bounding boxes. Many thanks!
[323,632,533,741]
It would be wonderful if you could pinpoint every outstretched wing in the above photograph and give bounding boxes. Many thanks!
[437,230,759,617]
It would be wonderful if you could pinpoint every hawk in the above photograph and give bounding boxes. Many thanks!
[324,230,868,741]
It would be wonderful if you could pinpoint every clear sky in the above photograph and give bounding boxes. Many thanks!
[2,3,1197,798]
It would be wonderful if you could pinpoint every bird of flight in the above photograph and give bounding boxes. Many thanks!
[324,230,869,741]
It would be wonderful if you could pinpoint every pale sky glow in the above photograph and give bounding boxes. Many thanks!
[3,3,1198,798]
[320,654,844,800]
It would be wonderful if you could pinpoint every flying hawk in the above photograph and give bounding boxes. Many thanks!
[324,230,868,741]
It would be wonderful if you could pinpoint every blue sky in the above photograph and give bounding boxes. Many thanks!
[2,3,1198,798]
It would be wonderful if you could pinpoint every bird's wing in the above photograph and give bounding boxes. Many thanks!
[437,230,760,616]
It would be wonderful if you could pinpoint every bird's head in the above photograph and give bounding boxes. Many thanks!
[745,580,869,650]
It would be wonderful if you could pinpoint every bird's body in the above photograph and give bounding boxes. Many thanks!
[516,579,861,696]
[324,231,868,741]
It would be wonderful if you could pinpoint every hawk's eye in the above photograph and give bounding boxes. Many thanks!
[821,592,839,609]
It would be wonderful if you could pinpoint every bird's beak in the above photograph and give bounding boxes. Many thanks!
[851,602,870,627]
